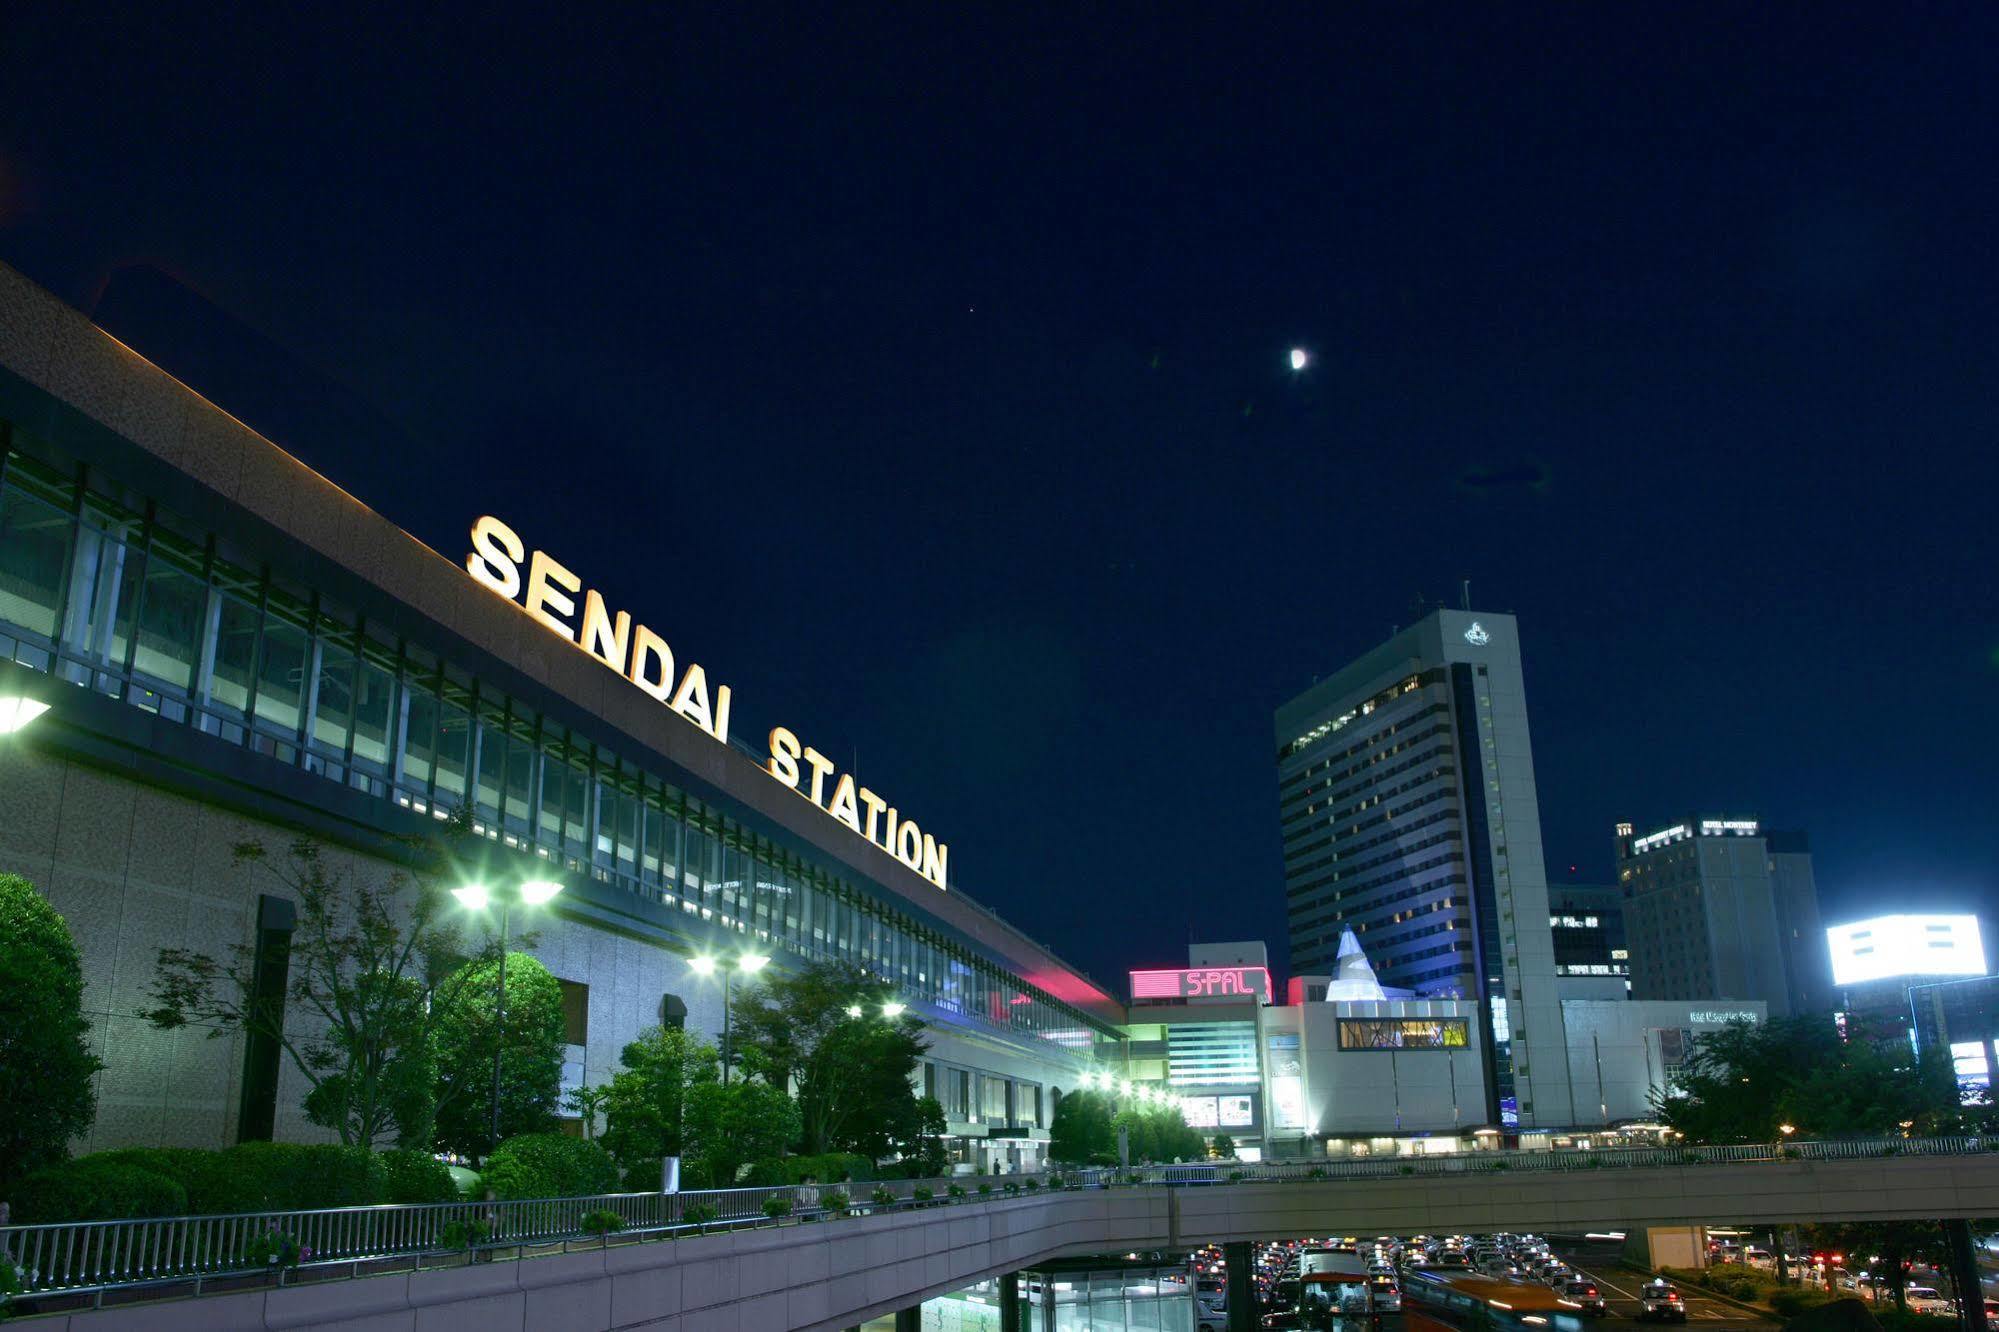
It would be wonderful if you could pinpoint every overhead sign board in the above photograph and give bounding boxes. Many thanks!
[1827,914,1986,986]
[1129,966,1274,1005]
[464,516,948,888]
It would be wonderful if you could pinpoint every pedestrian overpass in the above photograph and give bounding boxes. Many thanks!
[48,1147,1999,1332]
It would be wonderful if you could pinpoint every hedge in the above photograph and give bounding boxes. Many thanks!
[742,1153,875,1187]
[206,1142,387,1212]
[89,1147,236,1214]
[1768,1287,1837,1317]
[12,1159,187,1223]
[481,1134,619,1200]
[379,1149,459,1204]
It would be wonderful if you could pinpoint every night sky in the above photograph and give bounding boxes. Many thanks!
[4,8,1995,993]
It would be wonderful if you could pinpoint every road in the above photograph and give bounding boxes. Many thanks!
[1548,1239,1763,1330]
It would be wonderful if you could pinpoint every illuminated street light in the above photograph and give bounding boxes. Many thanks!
[689,953,774,1085]
[846,1004,864,1018]
[453,876,566,1150]
[1779,1123,1796,1136]
[1288,348,1308,372]
[882,1001,906,1019]
[0,696,51,733]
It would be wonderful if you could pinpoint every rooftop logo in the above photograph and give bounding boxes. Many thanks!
[1463,621,1491,646]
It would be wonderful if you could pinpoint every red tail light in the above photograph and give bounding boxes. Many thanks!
[1587,1288,1598,1296]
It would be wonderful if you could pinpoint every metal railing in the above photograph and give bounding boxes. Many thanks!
[2,1137,1989,1308]
[0,1169,1054,1305]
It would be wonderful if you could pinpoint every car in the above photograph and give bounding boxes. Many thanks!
[1369,1278,1402,1312]
[1905,1287,1953,1316]
[1564,1280,1608,1316]
[1641,1282,1688,1323]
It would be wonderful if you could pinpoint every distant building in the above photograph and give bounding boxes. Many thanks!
[1827,913,1989,1051]
[1907,974,1999,1102]
[1274,609,1572,1129]
[1549,882,1629,997]
[1614,817,1826,1017]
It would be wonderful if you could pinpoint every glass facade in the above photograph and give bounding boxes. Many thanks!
[0,425,1117,1051]
[1336,1017,1471,1050]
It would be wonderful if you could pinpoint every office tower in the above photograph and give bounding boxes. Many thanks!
[1274,609,1571,1129]
[1614,817,1829,1017]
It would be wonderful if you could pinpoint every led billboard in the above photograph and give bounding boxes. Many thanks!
[1827,914,1986,985]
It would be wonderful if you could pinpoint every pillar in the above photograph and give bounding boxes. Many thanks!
[896,1305,921,1332]
[1000,1273,1022,1332]
[1944,1219,1986,1332]
[1226,1240,1257,1332]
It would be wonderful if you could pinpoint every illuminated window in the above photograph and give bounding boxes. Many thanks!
[1337,1018,1471,1050]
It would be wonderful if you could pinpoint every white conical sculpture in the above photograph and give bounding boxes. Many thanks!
[1323,928,1388,1001]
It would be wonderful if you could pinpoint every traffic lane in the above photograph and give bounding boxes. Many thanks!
[1547,1248,1760,1325]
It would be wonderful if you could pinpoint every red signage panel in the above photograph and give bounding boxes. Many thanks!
[1128,965,1273,1005]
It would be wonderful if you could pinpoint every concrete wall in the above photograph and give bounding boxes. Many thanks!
[1556,999,1767,1128]
[0,741,724,1154]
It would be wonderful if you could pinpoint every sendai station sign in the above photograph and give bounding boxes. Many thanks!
[464,516,948,889]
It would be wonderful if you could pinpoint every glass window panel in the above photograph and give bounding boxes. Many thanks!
[0,487,73,640]
[132,559,204,690]
[400,676,436,787]
[63,527,139,664]
[503,729,533,830]
[473,708,503,820]
[313,644,356,754]
[253,616,309,734]
[351,658,395,768]
[206,594,260,715]
[433,698,471,800]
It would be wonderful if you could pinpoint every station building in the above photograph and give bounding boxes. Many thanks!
[0,262,1122,1172]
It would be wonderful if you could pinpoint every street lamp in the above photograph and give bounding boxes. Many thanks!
[0,696,50,733]
[690,953,770,1086]
[1779,1123,1796,1137]
[452,878,564,1152]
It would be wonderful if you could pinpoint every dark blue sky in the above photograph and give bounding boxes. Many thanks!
[4,6,1994,990]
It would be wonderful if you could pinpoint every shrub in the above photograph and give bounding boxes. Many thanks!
[947,1184,966,1200]
[446,1165,482,1198]
[481,1134,618,1200]
[978,1183,993,1196]
[762,1195,793,1220]
[1307,1167,1327,1179]
[12,1159,187,1223]
[821,1189,850,1215]
[682,1202,718,1230]
[1399,1164,1417,1176]
[912,1186,934,1203]
[1003,1182,1020,1196]
[1769,1287,1836,1317]
[579,1209,625,1236]
[0,1250,21,1302]
[207,1142,387,1213]
[439,1218,491,1250]
[872,1185,896,1207]
[379,1149,458,1204]
[1226,1170,1246,1184]
[1024,1178,1040,1192]
[620,1158,665,1192]
[244,1227,306,1269]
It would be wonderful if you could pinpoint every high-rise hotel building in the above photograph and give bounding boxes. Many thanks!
[1274,610,1572,1128]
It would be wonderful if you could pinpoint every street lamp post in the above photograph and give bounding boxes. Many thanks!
[691,953,770,1085]
[453,878,564,1151]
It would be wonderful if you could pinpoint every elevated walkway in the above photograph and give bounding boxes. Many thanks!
[36,1145,1999,1331]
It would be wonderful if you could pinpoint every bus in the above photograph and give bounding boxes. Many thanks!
[1401,1268,1589,1332]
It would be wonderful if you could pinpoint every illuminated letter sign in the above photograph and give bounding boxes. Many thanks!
[1129,966,1274,1005]
[1463,621,1491,646]
[465,517,731,742]
[464,517,949,890]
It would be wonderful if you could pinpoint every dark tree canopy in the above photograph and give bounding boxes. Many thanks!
[728,959,930,1160]
[600,1025,718,1176]
[1654,1014,1962,1144]
[0,874,101,1191]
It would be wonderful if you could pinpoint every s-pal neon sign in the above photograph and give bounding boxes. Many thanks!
[464,517,949,889]
[1129,966,1274,1004]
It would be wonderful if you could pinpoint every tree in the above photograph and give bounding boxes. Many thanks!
[1654,1014,1961,1143]
[892,1095,950,1178]
[565,1084,613,1141]
[728,960,930,1159]
[683,1079,800,1187]
[600,1025,718,1175]
[143,834,484,1148]
[1211,1133,1237,1159]
[0,875,101,1192]
[430,951,567,1159]
[1049,1090,1118,1164]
